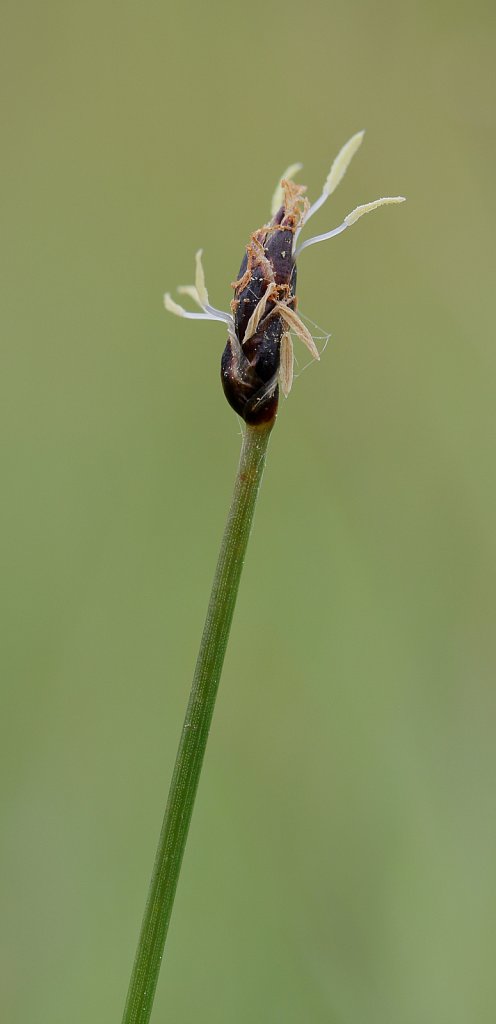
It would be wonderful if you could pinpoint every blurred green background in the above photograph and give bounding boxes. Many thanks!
[1,0,495,1021]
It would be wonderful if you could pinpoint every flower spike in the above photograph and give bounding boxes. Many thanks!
[164,132,405,425]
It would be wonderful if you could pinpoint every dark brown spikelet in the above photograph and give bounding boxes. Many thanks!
[221,180,307,425]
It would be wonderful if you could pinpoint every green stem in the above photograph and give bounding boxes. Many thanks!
[121,420,274,1024]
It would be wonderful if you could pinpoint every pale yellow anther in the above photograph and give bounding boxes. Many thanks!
[344,195,406,226]
[243,282,277,342]
[177,285,202,306]
[274,303,320,361]
[324,131,365,197]
[195,249,209,306]
[270,163,303,216]
[279,332,294,397]
[164,293,186,317]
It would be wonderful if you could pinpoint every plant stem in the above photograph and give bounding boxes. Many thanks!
[121,420,274,1024]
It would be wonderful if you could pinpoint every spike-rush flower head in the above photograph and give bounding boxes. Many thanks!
[164,131,405,426]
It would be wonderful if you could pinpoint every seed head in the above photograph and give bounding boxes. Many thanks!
[164,132,405,426]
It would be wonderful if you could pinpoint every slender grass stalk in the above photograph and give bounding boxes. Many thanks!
[123,128,404,1024]
[122,420,273,1024]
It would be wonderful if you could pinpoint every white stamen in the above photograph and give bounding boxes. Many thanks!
[164,292,230,324]
[274,303,320,361]
[177,284,202,305]
[178,280,235,329]
[293,131,365,250]
[295,195,406,256]
[344,195,406,225]
[279,332,294,397]
[204,304,236,327]
[324,131,365,198]
[270,163,303,217]
[195,249,209,306]
[164,293,187,317]
[294,221,348,256]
